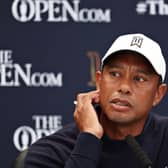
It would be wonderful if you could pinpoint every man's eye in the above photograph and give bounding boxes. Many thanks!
[110,72,120,77]
[134,76,146,82]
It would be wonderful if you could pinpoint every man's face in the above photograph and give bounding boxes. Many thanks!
[96,52,167,125]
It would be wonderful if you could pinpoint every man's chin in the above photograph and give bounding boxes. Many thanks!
[104,113,136,125]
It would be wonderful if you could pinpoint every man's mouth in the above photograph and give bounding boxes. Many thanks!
[112,99,130,106]
[110,98,132,111]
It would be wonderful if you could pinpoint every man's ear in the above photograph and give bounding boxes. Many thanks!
[95,71,102,90]
[153,83,167,107]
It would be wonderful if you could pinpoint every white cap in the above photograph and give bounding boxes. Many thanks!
[102,33,166,82]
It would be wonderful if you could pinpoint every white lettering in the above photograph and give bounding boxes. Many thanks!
[147,0,159,15]
[62,0,79,22]
[13,115,63,151]
[11,0,111,23]
[34,0,48,21]
[33,115,62,129]
[97,10,111,22]
[48,0,62,22]
[79,9,88,22]
[0,64,14,86]
[13,126,36,151]
[31,72,41,86]
[14,64,31,86]
[47,73,63,87]
[0,63,63,87]
[12,0,35,22]
[137,0,168,15]
[0,50,13,64]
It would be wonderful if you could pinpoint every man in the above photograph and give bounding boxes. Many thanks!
[24,33,168,168]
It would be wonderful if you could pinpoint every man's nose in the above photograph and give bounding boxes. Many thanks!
[118,77,132,95]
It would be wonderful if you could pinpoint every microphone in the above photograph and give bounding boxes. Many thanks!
[125,135,153,168]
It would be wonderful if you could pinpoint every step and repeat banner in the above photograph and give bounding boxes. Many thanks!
[1,0,168,167]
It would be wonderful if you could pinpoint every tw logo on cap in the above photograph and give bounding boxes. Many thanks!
[130,36,143,48]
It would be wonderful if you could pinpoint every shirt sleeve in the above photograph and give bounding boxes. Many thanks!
[65,132,102,168]
[24,132,102,168]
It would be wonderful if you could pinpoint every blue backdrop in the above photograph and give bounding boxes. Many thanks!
[0,0,168,167]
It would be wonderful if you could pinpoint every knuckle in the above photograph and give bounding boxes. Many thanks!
[77,93,85,100]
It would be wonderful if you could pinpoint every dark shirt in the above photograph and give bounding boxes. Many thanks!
[24,113,168,168]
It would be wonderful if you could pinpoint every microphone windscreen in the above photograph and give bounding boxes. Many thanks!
[125,135,152,168]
